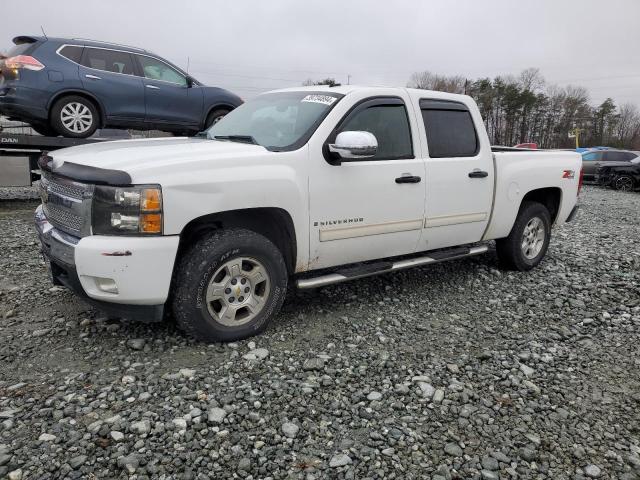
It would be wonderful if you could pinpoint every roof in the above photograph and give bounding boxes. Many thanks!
[13,35,150,53]
[270,84,473,100]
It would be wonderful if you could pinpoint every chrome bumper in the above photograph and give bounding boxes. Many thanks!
[35,204,79,267]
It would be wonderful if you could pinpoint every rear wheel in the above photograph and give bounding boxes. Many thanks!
[51,95,99,138]
[612,174,635,192]
[496,201,551,271]
[173,228,288,342]
[204,108,230,129]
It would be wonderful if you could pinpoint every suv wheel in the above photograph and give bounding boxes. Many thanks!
[613,175,634,192]
[173,228,288,342]
[51,96,99,138]
[496,201,551,271]
[204,108,230,129]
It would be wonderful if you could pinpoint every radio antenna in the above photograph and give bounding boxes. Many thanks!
[40,26,48,40]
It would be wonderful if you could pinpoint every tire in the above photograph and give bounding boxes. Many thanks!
[173,228,288,342]
[30,122,57,137]
[51,95,99,138]
[204,108,230,129]
[496,201,552,271]
[612,175,635,192]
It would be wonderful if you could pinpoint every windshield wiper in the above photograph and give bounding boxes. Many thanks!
[213,135,258,145]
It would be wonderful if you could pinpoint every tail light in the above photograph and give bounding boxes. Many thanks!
[577,167,584,196]
[4,55,45,71]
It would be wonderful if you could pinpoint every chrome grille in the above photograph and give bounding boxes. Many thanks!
[39,173,93,237]
[43,203,83,232]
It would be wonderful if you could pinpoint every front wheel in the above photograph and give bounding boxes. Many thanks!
[496,201,551,271]
[172,228,288,342]
[612,175,635,192]
[204,108,230,130]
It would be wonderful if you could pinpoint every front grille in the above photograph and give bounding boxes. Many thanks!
[40,173,93,237]
[43,203,83,232]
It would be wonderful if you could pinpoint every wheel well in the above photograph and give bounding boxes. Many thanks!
[48,91,104,127]
[521,187,562,224]
[203,104,234,127]
[178,208,297,275]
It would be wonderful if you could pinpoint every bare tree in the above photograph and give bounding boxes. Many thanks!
[302,78,339,87]
[407,71,467,94]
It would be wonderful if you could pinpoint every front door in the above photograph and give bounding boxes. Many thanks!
[134,55,203,128]
[410,95,494,251]
[308,97,426,269]
[79,47,145,122]
[581,151,603,180]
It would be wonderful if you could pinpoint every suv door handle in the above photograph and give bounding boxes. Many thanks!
[85,74,101,80]
[146,85,160,90]
[395,175,421,184]
[468,169,489,178]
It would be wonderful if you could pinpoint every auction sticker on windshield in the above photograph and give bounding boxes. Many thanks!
[301,94,337,105]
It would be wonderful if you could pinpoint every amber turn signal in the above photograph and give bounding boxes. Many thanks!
[141,188,162,212]
[140,213,162,233]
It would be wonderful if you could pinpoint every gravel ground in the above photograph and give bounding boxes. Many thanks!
[0,186,638,480]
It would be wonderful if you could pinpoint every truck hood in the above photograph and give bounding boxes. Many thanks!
[50,137,267,173]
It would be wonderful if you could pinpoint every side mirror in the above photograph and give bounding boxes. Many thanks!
[186,76,195,88]
[329,131,378,160]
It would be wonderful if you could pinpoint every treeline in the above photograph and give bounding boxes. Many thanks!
[407,69,640,149]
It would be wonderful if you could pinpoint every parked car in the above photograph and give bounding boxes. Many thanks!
[0,36,242,138]
[597,156,640,191]
[35,86,581,342]
[581,149,639,182]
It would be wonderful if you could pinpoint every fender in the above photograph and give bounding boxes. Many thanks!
[46,89,107,127]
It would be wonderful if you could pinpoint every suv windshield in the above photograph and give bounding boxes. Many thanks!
[207,91,343,151]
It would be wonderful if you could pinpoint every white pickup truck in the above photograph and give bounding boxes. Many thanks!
[35,86,582,342]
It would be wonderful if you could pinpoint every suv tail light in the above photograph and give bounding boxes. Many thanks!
[4,55,45,71]
[577,167,584,195]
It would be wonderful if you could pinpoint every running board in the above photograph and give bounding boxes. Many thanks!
[296,245,489,289]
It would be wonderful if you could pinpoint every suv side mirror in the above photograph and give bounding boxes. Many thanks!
[328,131,378,160]
[186,76,195,88]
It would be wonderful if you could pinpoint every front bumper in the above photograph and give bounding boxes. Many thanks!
[35,205,180,322]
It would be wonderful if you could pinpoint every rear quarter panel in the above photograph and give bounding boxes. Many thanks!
[483,151,581,240]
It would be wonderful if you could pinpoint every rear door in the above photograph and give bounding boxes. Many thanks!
[581,151,604,179]
[134,54,203,128]
[410,94,494,251]
[79,47,145,122]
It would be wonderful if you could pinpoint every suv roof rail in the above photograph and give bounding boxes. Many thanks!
[71,38,147,52]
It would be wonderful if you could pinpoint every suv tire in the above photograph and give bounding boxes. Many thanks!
[204,108,230,129]
[612,174,635,192]
[496,201,551,271]
[51,95,99,138]
[173,228,288,342]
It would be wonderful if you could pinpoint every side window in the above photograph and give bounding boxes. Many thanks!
[338,103,413,160]
[59,45,83,64]
[81,48,135,75]
[582,152,601,161]
[604,151,632,162]
[137,56,187,86]
[421,104,478,158]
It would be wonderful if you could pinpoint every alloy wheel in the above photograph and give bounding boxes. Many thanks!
[60,102,94,134]
[521,216,545,260]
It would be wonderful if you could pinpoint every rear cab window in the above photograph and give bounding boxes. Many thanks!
[420,99,478,158]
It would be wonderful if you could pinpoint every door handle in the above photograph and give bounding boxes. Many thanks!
[395,175,421,184]
[85,74,101,80]
[146,85,160,90]
[468,169,488,178]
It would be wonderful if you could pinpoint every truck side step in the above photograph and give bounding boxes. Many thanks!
[296,244,489,289]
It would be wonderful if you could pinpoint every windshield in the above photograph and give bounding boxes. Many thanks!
[206,91,343,151]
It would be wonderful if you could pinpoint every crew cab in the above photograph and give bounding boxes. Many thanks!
[34,86,582,342]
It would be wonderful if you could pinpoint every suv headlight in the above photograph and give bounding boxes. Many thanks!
[92,185,163,235]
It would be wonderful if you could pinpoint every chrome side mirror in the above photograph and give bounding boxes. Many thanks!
[329,131,378,160]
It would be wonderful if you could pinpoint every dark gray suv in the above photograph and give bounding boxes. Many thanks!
[0,36,242,138]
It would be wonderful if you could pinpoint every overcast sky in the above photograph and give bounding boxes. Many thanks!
[5,0,640,107]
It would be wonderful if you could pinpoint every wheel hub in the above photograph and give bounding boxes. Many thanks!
[205,257,270,326]
[521,217,545,260]
[60,102,93,134]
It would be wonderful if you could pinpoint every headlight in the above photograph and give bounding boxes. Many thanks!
[92,185,163,235]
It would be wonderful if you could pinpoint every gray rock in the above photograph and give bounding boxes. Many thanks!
[38,433,56,442]
[130,420,151,435]
[584,465,602,478]
[282,422,299,438]
[367,391,382,401]
[127,338,145,350]
[444,443,463,457]
[110,431,124,442]
[69,455,87,469]
[329,453,352,467]
[243,348,269,361]
[208,407,227,423]
[303,357,325,371]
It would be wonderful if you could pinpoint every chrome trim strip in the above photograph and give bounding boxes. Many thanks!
[319,218,423,242]
[296,245,489,289]
[424,212,487,228]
